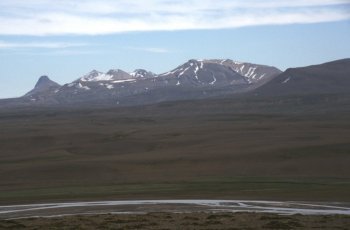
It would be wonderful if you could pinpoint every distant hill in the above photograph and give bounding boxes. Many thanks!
[254,59,350,96]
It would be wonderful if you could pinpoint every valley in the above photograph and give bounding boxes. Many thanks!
[0,93,349,206]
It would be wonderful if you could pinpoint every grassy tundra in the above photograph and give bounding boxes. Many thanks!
[0,94,350,204]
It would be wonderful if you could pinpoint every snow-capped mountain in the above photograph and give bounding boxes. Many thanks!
[56,69,137,93]
[15,59,283,106]
[77,69,132,82]
[158,59,245,87]
[130,69,157,79]
[157,59,281,87]
[205,59,281,84]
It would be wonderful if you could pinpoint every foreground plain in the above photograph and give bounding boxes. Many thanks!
[1,212,350,229]
[0,93,350,204]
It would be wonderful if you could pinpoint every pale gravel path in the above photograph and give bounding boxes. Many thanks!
[1,200,350,219]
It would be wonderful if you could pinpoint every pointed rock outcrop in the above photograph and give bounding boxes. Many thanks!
[25,75,60,97]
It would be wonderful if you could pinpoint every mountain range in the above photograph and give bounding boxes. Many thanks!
[1,58,349,108]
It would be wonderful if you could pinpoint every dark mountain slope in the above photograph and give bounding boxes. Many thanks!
[255,59,350,96]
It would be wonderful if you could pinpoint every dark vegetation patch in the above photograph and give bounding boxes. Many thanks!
[0,212,348,230]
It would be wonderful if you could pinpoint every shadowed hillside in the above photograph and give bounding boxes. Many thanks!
[255,59,350,96]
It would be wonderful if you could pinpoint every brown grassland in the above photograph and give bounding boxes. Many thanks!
[0,94,349,204]
[0,94,349,228]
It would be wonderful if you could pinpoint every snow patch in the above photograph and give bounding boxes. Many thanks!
[194,64,199,80]
[178,67,190,77]
[81,73,115,82]
[259,73,266,80]
[209,73,217,85]
[220,59,226,65]
[112,79,136,83]
[282,77,291,84]
[240,65,245,72]
[130,71,147,78]
[245,67,257,78]
[77,83,90,90]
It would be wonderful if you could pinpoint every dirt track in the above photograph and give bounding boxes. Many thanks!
[1,200,350,220]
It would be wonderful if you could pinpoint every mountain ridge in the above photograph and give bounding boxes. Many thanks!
[20,59,281,106]
[1,58,349,108]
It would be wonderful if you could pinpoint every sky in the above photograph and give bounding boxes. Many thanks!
[0,0,349,99]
